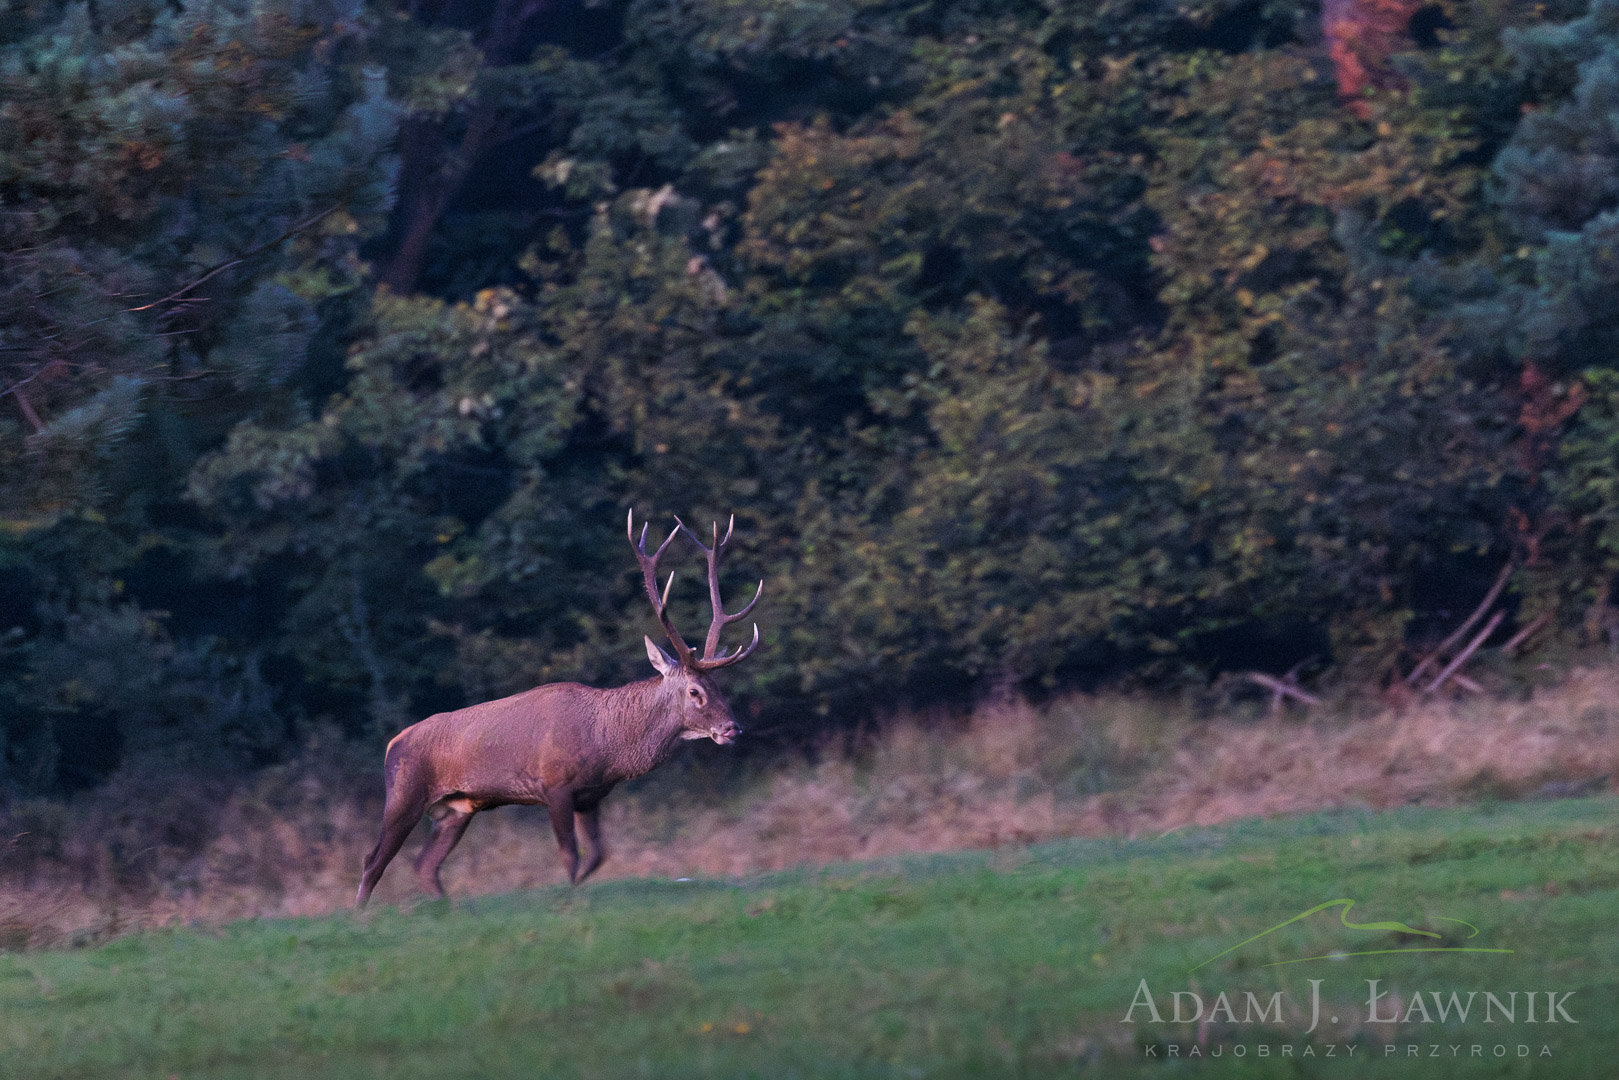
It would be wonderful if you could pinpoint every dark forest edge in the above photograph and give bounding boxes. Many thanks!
[6,0,1619,795]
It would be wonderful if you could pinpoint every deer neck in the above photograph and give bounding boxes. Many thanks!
[603,676,688,780]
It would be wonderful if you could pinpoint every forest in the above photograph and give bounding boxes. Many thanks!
[4,0,1619,797]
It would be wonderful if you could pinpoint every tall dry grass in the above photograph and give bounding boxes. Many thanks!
[2,667,1616,949]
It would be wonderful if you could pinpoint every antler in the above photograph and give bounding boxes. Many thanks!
[673,514,763,671]
[628,509,699,669]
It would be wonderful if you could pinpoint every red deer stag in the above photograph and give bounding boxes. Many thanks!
[355,511,762,907]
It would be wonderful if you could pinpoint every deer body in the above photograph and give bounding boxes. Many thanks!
[388,679,709,807]
[355,513,759,908]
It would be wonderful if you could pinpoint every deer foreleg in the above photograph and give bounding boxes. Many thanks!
[547,791,580,884]
[575,804,607,883]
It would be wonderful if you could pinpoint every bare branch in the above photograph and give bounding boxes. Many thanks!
[0,359,62,418]
[11,386,45,434]
[1246,671,1321,706]
[1423,608,1505,696]
[125,206,337,314]
[1406,561,1515,687]
[1500,613,1551,657]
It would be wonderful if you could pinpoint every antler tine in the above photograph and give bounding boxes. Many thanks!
[698,622,760,670]
[630,511,679,564]
[627,509,696,667]
[723,579,764,623]
[714,515,738,553]
[701,578,764,660]
[673,514,765,667]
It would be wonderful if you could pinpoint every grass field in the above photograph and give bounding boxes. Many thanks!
[3,797,1616,1079]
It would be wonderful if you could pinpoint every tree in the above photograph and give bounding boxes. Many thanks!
[0,0,399,789]
[10,0,1617,793]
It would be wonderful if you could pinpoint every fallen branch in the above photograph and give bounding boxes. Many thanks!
[1424,608,1505,696]
[1500,613,1550,657]
[1406,560,1515,687]
[1246,671,1322,706]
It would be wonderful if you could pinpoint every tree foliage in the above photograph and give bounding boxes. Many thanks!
[8,0,1619,791]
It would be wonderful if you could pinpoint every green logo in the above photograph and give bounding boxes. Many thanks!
[1190,899,1514,972]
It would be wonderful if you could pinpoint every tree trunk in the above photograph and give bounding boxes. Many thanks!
[378,0,548,292]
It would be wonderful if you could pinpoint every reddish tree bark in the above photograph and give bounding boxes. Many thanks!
[1321,0,1424,115]
[379,0,549,293]
[381,111,500,294]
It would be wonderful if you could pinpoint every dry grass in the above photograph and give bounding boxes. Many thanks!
[3,667,1617,949]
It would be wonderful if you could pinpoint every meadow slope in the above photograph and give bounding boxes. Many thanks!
[2,797,1615,1079]
[6,668,1619,949]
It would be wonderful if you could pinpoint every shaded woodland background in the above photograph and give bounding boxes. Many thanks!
[6,0,1619,804]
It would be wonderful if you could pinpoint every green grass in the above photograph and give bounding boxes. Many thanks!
[4,798,1617,1079]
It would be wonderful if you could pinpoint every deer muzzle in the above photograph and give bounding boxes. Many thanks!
[709,720,740,745]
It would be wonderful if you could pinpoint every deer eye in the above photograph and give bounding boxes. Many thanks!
[689,688,701,699]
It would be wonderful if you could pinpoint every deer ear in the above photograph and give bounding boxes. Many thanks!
[644,636,679,677]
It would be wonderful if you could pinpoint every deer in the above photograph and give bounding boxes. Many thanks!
[354,510,763,908]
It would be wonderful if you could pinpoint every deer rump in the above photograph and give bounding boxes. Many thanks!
[354,512,761,907]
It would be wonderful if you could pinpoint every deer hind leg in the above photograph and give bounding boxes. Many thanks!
[546,791,581,884]
[574,803,608,883]
[413,800,475,899]
[356,782,430,909]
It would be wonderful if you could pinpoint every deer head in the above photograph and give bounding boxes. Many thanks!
[628,510,762,744]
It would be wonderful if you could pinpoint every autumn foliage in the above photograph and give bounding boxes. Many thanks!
[5,0,1619,799]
